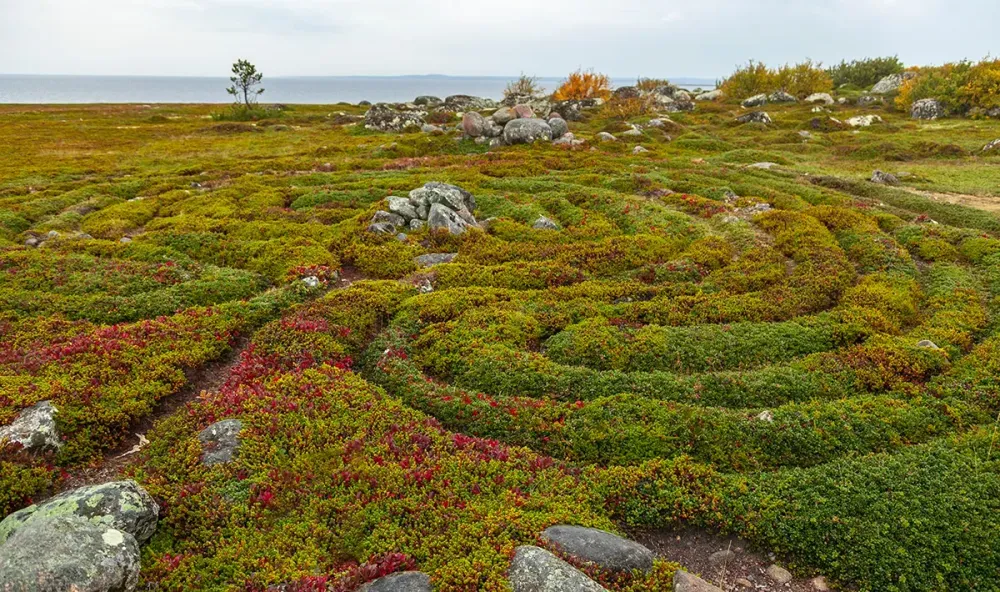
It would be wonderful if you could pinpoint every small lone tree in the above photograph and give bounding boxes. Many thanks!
[227,59,264,108]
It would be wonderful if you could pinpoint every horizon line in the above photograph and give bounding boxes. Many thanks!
[0,72,719,82]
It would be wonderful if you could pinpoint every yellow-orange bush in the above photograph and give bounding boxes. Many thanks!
[959,58,1000,112]
[553,69,612,101]
[718,61,775,100]
[601,96,650,120]
[719,60,832,100]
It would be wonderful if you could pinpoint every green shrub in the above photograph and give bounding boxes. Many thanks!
[827,56,905,88]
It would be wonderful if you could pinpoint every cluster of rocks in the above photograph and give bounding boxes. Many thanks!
[462,106,572,147]
[0,480,159,592]
[22,230,97,248]
[611,83,698,112]
[368,182,480,237]
[363,95,503,132]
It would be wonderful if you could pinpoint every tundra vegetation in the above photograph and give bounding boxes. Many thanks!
[1,57,1000,591]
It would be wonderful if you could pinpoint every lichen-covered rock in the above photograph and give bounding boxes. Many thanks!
[533,216,560,230]
[632,146,649,154]
[414,253,458,267]
[857,94,884,107]
[846,115,883,127]
[413,96,442,107]
[513,104,536,119]
[805,93,834,105]
[741,93,768,108]
[364,103,425,132]
[613,86,641,99]
[553,133,585,147]
[911,98,945,120]
[0,480,159,545]
[871,71,916,94]
[550,99,602,121]
[674,570,724,592]
[427,203,473,235]
[358,571,432,592]
[664,90,695,112]
[695,89,723,101]
[503,119,553,145]
[983,139,1000,152]
[540,525,654,573]
[871,170,899,185]
[0,515,141,592]
[768,91,798,103]
[766,564,793,584]
[508,546,607,592]
[547,117,569,139]
[420,124,441,133]
[0,401,60,453]
[736,111,772,125]
[462,112,488,137]
[387,196,419,221]
[596,132,617,142]
[410,182,475,213]
[198,418,243,465]
[443,95,497,111]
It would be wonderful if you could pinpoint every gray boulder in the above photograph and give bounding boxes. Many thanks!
[462,112,489,137]
[533,216,560,230]
[410,182,475,213]
[768,91,797,103]
[805,93,834,105]
[443,95,497,111]
[387,196,419,221]
[695,89,723,101]
[846,115,883,127]
[0,401,61,453]
[766,564,793,584]
[0,515,140,592]
[0,480,159,545]
[871,170,899,185]
[492,107,516,126]
[420,124,441,133]
[613,86,641,99]
[198,419,243,465]
[364,103,425,132]
[871,72,916,94]
[548,117,569,139]
[504,119,553,145]
[413,96,442,107]
[427,204,473,235]
[414,253,458,268]
[917,339,940,349]
[368,222,397,235]
[912,98,945,120]
[983,139,1000,152]
[596,132,617,142]
[540,526,653,573]
[741,94,768,108]
[674,570,723,592]
[508,546,607,592]
[736,111,772,125]
[857,94,884,107]
[358,571,432,592]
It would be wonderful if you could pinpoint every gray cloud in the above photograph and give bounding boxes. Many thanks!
[1,0,997,78]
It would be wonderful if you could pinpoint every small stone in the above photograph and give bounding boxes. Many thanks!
[46,230,60,239]
[674,570,724,592]
[540,525,654,573]
[24,236,39,247]
[736,578,753,588]
[420,124,441,133]
[747,162,779,169]
[736,111,771,125]
[812,576,830,591]
[621,127,643,137]
[198,419,243,465]
[871,170,899,185]
[0,401,61,453]
[409,219,426,231]
[532,216,560,230]
[548,117,569,139]
[846,115,883,127]
[708,549,736,566]
[647,118,666,128]
[917,340,940,349]
[301,276,320,288]
[358,571,432,592]
[633,146,649,154]
[804,92,834,105]
[767,564,793,584]
[508,546,607,592]
[757,410,775,422]
[596,132,618,142]
[395,233,408,242]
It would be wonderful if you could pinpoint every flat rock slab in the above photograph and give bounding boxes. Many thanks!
[0,480,159,545]
[541,525,654,573]
[414,253,458,268]
[199,418,243,465]
[358,571,432,591]
[509,545,607,592]
[674,570,723,592]
[0,515,140,592]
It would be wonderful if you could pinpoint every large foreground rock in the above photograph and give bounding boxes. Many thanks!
[198,418,243,465]
[0,515,141,592]
[674,570,723,592]
[0,480,159,545]
[540,525,654,573]
[0,400,61,453]
[364,103,425,132]
[503,119,553,145]
[508,546,607,592]
[358,571,432,592]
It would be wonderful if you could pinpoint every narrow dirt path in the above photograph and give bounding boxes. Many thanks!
[60,266,366,490]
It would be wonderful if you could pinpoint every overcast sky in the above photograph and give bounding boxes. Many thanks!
[2,0,997,78]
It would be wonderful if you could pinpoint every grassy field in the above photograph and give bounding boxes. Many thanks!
[2,96,1000,591]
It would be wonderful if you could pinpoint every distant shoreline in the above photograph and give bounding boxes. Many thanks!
[0,74,716,105]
